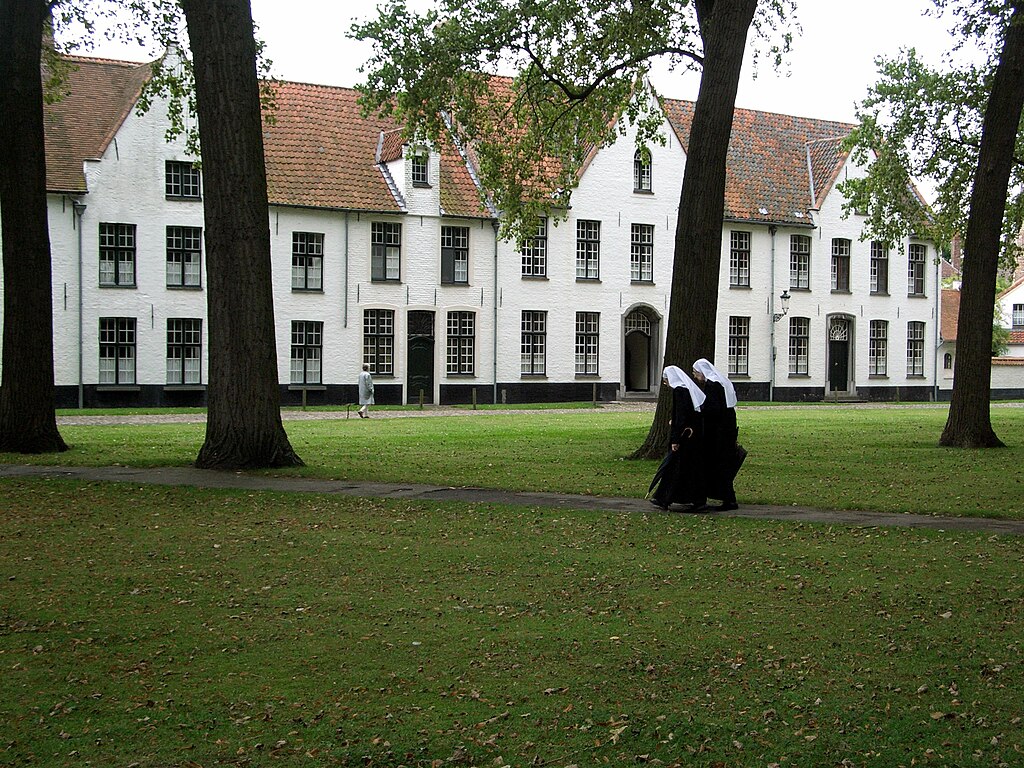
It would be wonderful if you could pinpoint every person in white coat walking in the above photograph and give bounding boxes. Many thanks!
[357,364,374,418]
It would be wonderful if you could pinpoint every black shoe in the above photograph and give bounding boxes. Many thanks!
[714,501,739,512]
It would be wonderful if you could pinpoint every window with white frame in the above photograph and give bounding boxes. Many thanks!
[575,220,600,279]
[870,241,889,294]
[363,309,394,375]
[790,235,810,289]
[908,243,926,296]
[521,310,546,375]
[441,225,469,284]
[446,311,475,375]
[788,317,809,375]
[907,321,925,376]
[166,226,202,288]
[292,232,324,291]
[99,223,136,286]
[371,222,401,281]
[521,217,548,277]
[290,320,323,384]
[831,238,851,292]
[1011,303,1023,328]
[98,317,136,385]
[575,312,599,375]
[944,352,953,370]
[633,147,652,192]
[869,319,888,376]
[165,160,201,198]
[730,231,750,287]
[410,148,429,186]
[167,318,202,384]
[630,224,654,282]
[728,316,749,376]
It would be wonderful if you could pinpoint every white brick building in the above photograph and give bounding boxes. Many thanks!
[1,56,948,408]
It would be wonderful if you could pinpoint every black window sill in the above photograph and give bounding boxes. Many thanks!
[907,374,926,379]
[521,275,549,280]
[521,374,548,379]
[164,384,205,391]
[446,374,476,379]
[98,284,136,289]
[729,284,752,289]
[440,282,471,287]
[908,293,928,299]
[868,374,889,380]
[789,286,811,292]
[870,291,890,297]
[165,195,202,202]
[288,384,326,391]
[167,284,203,291]
[96,385,140,392]
[831,289,852,294]
[633,188,653,195]
[576,277,601,283]
[631,279,655,286]
[371,279,402,284]
[292,287,325,293]
[787,374,810,379]
[575,374,600,379]
[412,181,431,188]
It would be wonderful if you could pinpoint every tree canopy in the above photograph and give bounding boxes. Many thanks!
[353,0,794,243]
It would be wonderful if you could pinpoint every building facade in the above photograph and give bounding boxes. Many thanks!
[1,56,947,408]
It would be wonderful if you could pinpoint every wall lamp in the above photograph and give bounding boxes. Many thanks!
[772,289,791,323]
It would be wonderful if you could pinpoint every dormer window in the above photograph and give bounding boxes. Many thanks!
[410,147,429,187]
[633,147,652,192]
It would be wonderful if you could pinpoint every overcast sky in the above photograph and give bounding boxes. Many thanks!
[69,0,967,125]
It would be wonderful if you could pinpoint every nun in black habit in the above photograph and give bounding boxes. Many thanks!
[692,357,740,511]
[649,365,708,511]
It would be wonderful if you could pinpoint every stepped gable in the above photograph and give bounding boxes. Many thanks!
[44,56,153,193]
[661,99,855,226]
[262,81,403,212]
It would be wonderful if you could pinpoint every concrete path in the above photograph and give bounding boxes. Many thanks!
[3,462,1023,537]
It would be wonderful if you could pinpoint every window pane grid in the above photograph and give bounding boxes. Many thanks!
[165,161,201,198]
[869,319,888,375]
[907,321,925,375]
[728,316,749,376]
[521,311,546,374]
[441,226,470,284]
[790,235,810,289]
[831,238,851,291]
[908,244,926,296]
[630,224,654,282]
[371,222,401,281]
[166,226,202,287]
[730,231,750,287]
[575,220,600,279]
[363,309,395,374]
[521,218,548,276]
[166,318,202,384]
[290,320,324,384]
[574,312,599,374]
[99,317,136,384]
[99,223,136,286]
[870,241,889,294]
[788,317,809,375]
[292,232,324,290]
[446,311,475,374]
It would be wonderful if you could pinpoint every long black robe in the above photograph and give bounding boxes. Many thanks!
[650,385,705,507]
[701,380,738,504]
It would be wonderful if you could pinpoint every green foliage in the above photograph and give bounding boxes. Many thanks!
[352,0,794,243]
[840,1,1024,270]
[2,478,1023,766]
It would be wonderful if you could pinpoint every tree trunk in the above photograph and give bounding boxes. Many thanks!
[939,2,1024,449]
[182,0,302,469]
[0,0,68,454]
[632,0,756,459]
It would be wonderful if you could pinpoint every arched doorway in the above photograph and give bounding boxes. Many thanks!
[624,309,653,392]
[407,310,435,404]
[827,316,853,395]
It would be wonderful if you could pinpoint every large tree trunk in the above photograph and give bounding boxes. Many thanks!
[939,2,1024,449]
[632,0,756,459]
[0,0,67,454]
[182,0,302,469]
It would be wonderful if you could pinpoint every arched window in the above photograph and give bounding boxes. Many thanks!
[633,147,652,192]
[943,352,953,370]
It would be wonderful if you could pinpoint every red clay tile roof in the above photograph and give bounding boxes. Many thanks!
[992,356,1024,365]
[44,56,152,193]
[438,135,491,218]
[262,81,403,212]
[1009,329,1024,344]
[378,129,405,164]
[941,288,960,342]
[661,99,855,226]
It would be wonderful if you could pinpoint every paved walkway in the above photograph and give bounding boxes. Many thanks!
[4,462,1023,537]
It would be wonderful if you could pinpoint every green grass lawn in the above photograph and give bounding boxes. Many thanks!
[8,405,1024,518]
[2,478,1022,767]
